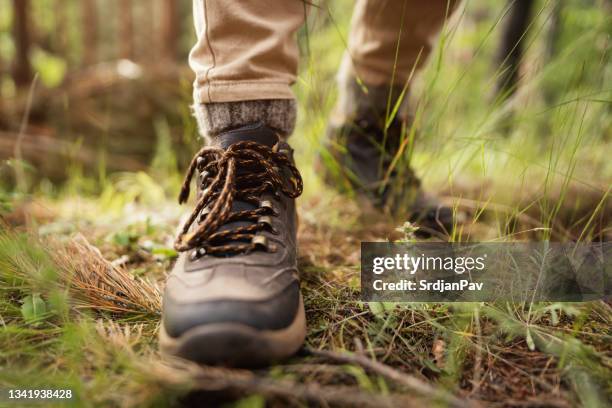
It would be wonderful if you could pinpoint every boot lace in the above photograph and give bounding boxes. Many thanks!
[174,141,303,258]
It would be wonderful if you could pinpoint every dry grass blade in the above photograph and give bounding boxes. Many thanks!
[50,234,162,316]
[95,319,145,350]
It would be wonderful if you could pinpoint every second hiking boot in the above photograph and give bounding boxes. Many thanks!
[323,107,454,238]
[160,123,306,366]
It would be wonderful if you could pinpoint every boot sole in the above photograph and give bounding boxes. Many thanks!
[158,294,306,367]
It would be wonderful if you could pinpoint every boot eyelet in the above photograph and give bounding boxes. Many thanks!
[251,235,269,251]
[259,200,279,216]
[258,216,278,234]
[189,247,206,261]
[199,170,209,184]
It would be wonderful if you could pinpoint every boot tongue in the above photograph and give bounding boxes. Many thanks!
[212,122,279,150]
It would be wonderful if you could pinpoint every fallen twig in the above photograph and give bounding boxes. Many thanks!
[151,358,420,407]
[304,347,477,408]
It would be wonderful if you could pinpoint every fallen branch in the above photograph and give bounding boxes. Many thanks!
[304,347,477,408]
[151,358,420,407]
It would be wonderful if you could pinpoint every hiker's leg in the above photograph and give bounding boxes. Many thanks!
[324,0,459,236]
[189,0,306,139]
[161,0,307,366]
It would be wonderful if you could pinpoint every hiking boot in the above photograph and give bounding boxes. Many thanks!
[323,112,454,238]
[160,122,306,366]
[319,70,455,237]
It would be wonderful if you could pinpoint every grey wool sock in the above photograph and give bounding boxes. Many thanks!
[192,99,297,142]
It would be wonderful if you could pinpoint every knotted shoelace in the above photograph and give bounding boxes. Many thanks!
[174,141,303,257]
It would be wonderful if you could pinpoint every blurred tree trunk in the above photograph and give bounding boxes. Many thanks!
[118,0,134,60]
[134,2,155,61]
[160,0,178,61]
[12,0,33,87]
[494,0,535,100]
[82,0,98,65]
[54,0,68,57]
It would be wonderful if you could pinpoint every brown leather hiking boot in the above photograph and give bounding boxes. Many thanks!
[160,123,306,366]
[323,112,454,238]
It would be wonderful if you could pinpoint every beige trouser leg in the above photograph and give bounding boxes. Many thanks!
[336,0,458,123]
[348,0,457,86]
[189,0,305,139]
[189,0,305,103]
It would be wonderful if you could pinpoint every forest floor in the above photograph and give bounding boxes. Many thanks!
[1,183,610,407]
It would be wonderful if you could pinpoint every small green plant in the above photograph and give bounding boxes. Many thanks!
[395,221,420,242]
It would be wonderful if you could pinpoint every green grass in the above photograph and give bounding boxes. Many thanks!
[0,0,611,406]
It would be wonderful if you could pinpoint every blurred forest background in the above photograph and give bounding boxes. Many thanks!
[0,0,609,208]
[0,0,198,187]
[0,0,610,406]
